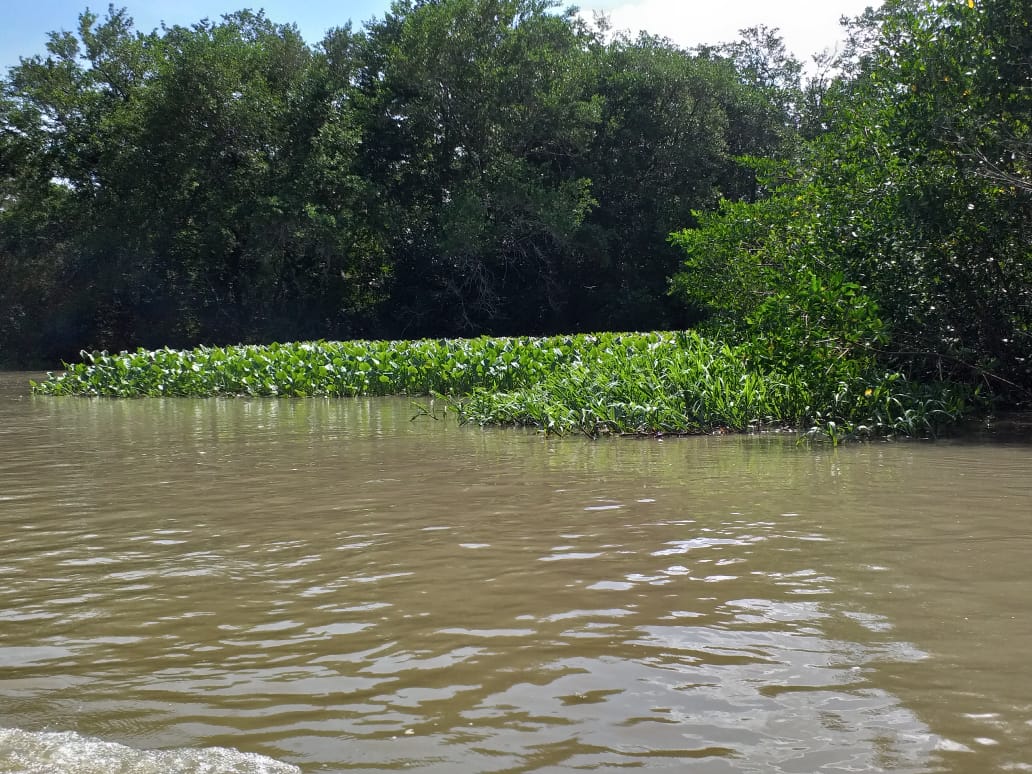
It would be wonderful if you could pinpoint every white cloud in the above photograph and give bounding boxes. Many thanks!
[581,0,876,65]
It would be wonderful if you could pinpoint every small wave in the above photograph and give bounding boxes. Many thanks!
[0,728,299,774]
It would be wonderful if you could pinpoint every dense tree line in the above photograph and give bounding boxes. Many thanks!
[0,0,796,364]
[2,0,1028,409]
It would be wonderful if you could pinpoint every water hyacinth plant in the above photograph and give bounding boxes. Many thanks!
[32,332,973,439]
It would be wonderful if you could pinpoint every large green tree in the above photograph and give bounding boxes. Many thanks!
[343,0,601,336]
[568,27,804,332]
[126,10,383,344]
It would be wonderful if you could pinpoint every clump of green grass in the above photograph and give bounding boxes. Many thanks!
[32,331,973,439]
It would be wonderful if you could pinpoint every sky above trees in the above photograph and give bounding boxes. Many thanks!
[2,0,874,72]
[586,0,873,68]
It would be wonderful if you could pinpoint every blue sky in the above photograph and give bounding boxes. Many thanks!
[1,0,875,74]
[0,0,388,72]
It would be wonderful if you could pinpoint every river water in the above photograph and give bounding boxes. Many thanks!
[0,371,1030,773]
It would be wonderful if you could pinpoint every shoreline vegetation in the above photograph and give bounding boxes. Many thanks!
[31,332,973,441]
[5,2,1029,423]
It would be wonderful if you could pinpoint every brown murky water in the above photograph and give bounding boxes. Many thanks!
[0,371,1030,773]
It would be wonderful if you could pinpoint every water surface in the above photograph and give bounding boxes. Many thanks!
[1,371,1030,772]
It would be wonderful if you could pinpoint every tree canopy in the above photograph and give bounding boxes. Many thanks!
[0,0,797,364]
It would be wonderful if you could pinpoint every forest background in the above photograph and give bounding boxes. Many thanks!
[1,0,1029,407]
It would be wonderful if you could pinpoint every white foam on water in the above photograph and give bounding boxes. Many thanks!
[0,728,300,774]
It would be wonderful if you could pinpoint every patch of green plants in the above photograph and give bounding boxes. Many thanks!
[32,331,974,440]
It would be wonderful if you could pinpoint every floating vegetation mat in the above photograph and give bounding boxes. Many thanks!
[32,332,971,438]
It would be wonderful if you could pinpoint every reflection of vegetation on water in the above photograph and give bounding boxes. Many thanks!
[32,331,971,439]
